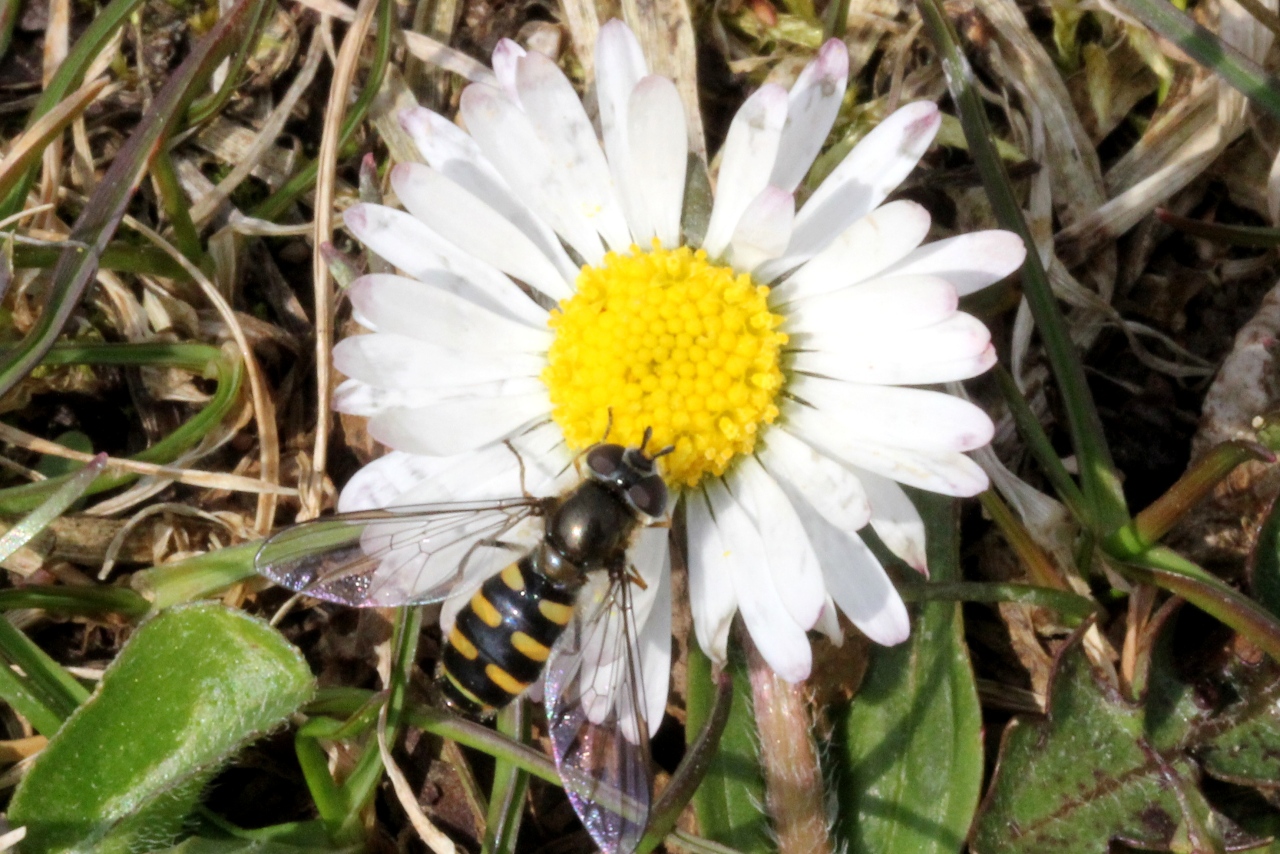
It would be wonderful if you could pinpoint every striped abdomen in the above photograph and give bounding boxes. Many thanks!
[439,553,578,716]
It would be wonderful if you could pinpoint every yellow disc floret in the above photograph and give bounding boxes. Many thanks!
[542,243,786,488]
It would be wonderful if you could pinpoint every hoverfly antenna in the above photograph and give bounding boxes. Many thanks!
[602,408,614,443]
[652,443,675,461]
[639,426,653,454]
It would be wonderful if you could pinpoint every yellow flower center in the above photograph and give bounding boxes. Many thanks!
[542,243,787,488]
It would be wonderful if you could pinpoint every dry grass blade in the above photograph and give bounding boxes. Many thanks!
[121,217,283,533]
[0,422,294,496]
[0,77,108,203]
[0,0,268,401]
[305,0,381,522]
[189,29,327,227]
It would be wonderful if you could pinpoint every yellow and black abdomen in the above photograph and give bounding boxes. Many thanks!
[439,554,578,716]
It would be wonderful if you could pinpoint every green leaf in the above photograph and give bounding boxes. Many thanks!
[972,630,1230,853]
[9,602,315,853]
[836,493,983,854]
[1250,496,1280,620]
[687,642,771,854]
[156,838,357,854]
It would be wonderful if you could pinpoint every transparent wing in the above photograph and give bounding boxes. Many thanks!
[254,498,544,607]
[544,569,652,854]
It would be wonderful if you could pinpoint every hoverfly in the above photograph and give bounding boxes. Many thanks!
[255,433,673,854]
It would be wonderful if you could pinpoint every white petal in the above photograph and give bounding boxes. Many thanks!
[491,38,525,100]
[343,203,546,326]
[790,312,995,385]
[337,422,570,513]
[770,39,849,192]
[460,84,606,264]
[758,427,870,532]
[728,458,825,630]
[727,186,794,273]
[788,374,995,453]
[392,163,573,302]
[333,333,542,389]
[348,274,552,352]
[785,405,990,497]
[595,20,648,242]
[787,102,941,263]
[334,376,546,416]
[855,467,928,574]
[705,479,811,682]
[768,200,931,296]
[685,489,738,664]
[878,230,1027,297]
[783,275,958,337]
[400,107,580,284]
[633,527,672,735]
[702,84,789,259]
[515,51,632,251]
[369,391,551,456]
[627,75,688,248]
[814,597,844,646]
[802,513,909,646]
[391,422,572,507]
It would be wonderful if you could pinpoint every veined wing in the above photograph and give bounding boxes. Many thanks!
[544,570,652,854]
[255,498,545,607]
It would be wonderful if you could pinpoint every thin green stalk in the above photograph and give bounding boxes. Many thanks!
[404,706,562,785]
[916,1,1129,533]
[1108,440,1272,555]
[668,829,748,854]
[295,735,348,831]
[131,541,259,611]
[12,242,192,280]
[0,0,149,219]
[1124,546,1280,663]
[1157,208,1280,247]
[0,453,106,562]
[185,0,278,125]
[0,616,88,725]
[978,489,1072,591]
[640,667,734,853]
[1110,0,1280,120]
[0,585,149,618]
[0,646,66,736]
[0,0,18,61]
[993,365,1090,522]
[150,148,203,263]
[898,580,1100,620]
[248,0,394,221]
[823,0,851,38]
[482,702,530,854]
[0,342,243,514]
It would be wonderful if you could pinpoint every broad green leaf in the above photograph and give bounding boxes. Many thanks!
[687,642,771,853]
[836,493,983,854]
[972,632,1229,853]
[9,602,315,853]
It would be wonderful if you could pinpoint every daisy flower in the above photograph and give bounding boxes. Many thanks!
[332,21,1026,726]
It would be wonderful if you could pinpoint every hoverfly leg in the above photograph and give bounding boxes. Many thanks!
[625,564,648,591]
[503,438,532,499]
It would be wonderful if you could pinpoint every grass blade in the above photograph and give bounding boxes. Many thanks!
[915,0,1130,533]
[0,0,268,401]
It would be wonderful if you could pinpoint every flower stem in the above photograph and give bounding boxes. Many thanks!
[739,624,831,854]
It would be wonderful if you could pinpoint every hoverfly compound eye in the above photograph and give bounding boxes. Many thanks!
[627,475,668,520]
[586,444,626,482]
